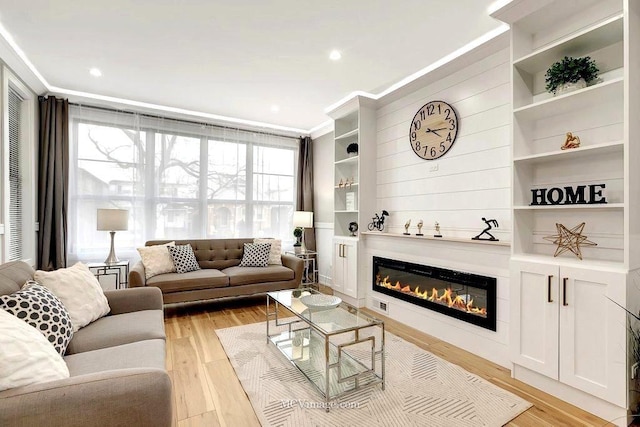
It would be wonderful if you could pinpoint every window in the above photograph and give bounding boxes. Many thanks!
[1,67,35,264]
[68,106,299,261]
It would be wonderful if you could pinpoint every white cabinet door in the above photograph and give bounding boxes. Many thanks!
[559,266,626,406]
[342,240,358,298]
[332,239,345,293]
[510,260,559,380]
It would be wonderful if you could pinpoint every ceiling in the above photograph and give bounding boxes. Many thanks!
[0,0,504,133]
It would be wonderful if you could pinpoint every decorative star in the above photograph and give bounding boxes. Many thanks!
[543,222,597,260]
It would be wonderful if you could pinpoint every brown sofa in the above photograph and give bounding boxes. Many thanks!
[129,238,304,304]
[0,260,172,427]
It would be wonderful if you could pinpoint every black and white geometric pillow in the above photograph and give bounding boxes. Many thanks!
[0,280,74,356]
[239,243,271,267]
[168,244,201,274]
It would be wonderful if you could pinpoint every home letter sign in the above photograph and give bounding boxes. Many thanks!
[530,184,606,205]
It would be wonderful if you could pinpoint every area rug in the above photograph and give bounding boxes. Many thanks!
[216,322,531,427]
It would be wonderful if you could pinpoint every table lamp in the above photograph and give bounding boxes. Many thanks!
[293,211,313,253]
[97,209,129,264]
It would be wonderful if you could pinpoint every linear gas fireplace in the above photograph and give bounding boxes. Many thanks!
[372,256,496,331]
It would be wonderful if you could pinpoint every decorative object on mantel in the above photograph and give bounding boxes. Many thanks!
[530,183,606,205]
[416,220,424,236]
[434,221,442,238]
[561,132,581,150]
[367,210,389,232]
[545,56,599,95]
[472,218,499,242]
[409,100,459,160]
[403,219,411,235]
[346,142,358,157]
[348,221,358,237]
[543,222,597,260]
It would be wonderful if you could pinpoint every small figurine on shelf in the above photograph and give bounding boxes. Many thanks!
[472,218,499,241]
[561,132,581,150]
[338,178,344,188]
[348,176,355,187]
[348,221,359,237]
[346,142,359,157]
[403,219,411,235]
[416,220,424,236]
[434,221,442,238]
[367,210,389,232]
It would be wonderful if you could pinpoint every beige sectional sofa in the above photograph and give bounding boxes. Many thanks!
[0,261,172,427]
[129,238,304,304]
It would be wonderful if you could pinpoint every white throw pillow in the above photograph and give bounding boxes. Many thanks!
[254,238,283,265]
[0,308,70,392]
[137,241,176,279]
[34,263,111,332]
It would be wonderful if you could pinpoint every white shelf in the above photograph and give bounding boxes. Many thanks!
[335,210,359,213]
[513,203,623,210]
[510,253,626,272]
[335,128,358,140]
[361,231,510,247]
[514,77,623,121]
[334,156,358,165]
[513,15,623,73]
[334,183,359,189]
[514,140,623,164]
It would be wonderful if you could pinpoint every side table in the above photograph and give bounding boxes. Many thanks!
[285,250,318,289]
[87,260,130,290]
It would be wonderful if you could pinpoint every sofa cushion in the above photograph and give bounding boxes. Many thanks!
[65,310,165,355]
[168,244,200,274]
[0,261,34,297]
[137,241,176,279]
[223,265,294,286]
[147,269,229,293]
[34,263,111,332]
[0,308,69,391]
[64,339,165,376]
[239,243,271,267]
[254,238,283,265]
[0,281,74,356]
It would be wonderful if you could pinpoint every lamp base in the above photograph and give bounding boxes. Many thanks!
[104,231,120,264]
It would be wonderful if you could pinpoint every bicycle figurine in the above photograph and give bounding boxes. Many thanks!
[368,210,389,231]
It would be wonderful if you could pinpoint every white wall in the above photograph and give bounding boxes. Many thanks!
[363,46,513,367]
[312,131,334,284]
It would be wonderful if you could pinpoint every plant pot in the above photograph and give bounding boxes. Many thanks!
[555,78,586,96]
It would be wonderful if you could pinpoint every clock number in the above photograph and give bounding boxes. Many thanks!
[444,108,451,120]
[415,141,421,151]
[420,110,425,120]
[448,119,456,130]
[446,133,452,143]
[410,131,417,141]
[426,104,434,115]
[423,145,429,157]
[437,103,441,114]
[440,141,446,152]
[430,146,437,157]
[413,120,421,130]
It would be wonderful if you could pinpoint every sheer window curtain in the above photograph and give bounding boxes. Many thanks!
[68,105,299,264]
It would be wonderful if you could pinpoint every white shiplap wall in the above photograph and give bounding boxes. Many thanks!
[364,46,513,367]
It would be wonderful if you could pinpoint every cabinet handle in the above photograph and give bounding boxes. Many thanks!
[340,244,344,258]
[562,278,568,306]
[547,275,553,303]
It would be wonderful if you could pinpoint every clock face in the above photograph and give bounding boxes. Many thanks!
[409,101,459,160]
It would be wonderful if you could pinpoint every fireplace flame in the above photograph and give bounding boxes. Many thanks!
[376,275,487,317]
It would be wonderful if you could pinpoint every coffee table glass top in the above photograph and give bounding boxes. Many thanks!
[267,288,382,334]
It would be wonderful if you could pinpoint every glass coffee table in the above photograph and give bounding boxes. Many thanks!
[266,288,385,411]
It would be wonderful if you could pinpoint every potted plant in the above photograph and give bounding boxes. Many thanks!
[545,56,599,95]
[293,227,303,252]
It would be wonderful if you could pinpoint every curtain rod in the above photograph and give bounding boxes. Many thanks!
[65,101,301,140]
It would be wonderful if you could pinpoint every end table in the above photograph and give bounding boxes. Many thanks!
[285,250,318,289]
[87,260,130,290]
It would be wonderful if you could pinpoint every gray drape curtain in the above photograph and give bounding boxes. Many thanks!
[297,136,315,251]
[38,96,69,270]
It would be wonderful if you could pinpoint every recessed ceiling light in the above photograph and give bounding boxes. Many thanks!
[89,67,102,77]
[329,50,341,61]
[270,105,280,113]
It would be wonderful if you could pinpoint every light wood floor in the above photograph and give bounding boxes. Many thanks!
[164,288,611,427]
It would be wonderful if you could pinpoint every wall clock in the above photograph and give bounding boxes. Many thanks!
[409,100,459,160]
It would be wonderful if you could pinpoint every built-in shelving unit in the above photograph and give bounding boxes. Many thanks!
[492,0,640,422]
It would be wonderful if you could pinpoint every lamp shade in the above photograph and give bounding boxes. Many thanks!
[97,209,129,231]
[293,211,313,228]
